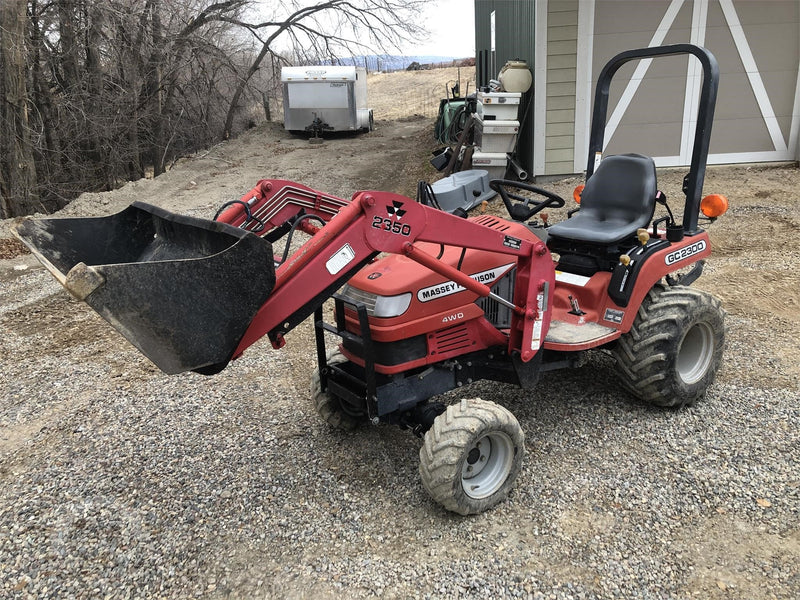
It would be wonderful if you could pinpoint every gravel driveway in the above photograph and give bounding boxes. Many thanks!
[1,119,798,599]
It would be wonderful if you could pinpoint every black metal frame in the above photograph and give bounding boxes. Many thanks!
[313,294,572,428]
[314,296,549,425]
[586,44,719,235]
[314,297,377,420]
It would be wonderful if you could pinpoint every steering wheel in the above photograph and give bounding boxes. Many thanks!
[489,179,565,222]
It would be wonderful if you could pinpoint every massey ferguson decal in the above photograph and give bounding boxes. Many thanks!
[371,200,411,236]
[665,239,706,265]
[385,200,406,219]
[417,263,515,302]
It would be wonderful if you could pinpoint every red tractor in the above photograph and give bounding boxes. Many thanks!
[16,45,728,514]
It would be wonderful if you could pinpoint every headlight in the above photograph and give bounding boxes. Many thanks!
[373,292,412,317]
[340,285,412,318]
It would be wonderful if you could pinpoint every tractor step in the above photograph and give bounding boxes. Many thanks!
[544,320,619,351]
[14,202,275,375]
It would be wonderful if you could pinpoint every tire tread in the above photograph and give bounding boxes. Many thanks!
[310,351,361,431]
[613,283,726,407]
[419,398,524,515]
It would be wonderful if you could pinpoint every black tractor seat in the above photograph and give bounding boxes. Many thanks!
[548,153,657,247]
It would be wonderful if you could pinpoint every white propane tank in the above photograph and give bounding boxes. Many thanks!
[498,60,532,93]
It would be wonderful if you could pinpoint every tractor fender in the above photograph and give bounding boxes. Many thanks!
[610,231,712,331]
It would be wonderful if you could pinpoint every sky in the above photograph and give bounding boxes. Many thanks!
[401,0,475,57]
[252,0,476,60]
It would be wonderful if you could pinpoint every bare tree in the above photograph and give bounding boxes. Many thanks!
[222,0,424,138]
[0,0,426,217]
[0,0,39,218]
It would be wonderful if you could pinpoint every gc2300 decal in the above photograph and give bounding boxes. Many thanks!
[665,239,706,265]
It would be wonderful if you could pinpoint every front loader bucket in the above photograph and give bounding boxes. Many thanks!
[15,202,275,375]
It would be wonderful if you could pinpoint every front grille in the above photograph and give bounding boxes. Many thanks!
[433,325,472,353]
[477,268,515,328]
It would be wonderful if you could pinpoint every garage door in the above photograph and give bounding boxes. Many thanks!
[576,0,799,168]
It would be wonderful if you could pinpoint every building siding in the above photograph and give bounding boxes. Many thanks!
[545,1,578,175]
[474,0,537,172]
[476,0,800,176]
[546,122,574,136]
[591,0,799,165]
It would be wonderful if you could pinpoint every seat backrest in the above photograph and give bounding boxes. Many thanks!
[580,153,657,226]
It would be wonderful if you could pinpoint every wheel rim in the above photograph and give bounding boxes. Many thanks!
[461,431,515,499]
[677,321,714,384]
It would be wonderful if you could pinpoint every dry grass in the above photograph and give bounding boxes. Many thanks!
[366,66,476,120]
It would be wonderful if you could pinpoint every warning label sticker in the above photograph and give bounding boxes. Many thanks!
[326,244,356,275]
[555,271,590,287]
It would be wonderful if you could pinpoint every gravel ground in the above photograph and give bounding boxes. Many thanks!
[1,116,799,599]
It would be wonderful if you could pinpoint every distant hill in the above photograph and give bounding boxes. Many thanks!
[339,55,471,72]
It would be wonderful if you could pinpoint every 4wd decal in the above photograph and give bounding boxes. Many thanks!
[442,312,465,323]
[665,240,706,265]
[417,263,515,302]
[555,270,590,287]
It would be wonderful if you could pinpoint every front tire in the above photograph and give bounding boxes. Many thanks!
[420,398,524,515]
[311,351,364,431]
[613,283,725,407]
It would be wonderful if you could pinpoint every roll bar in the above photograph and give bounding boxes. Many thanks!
[586,44,719,234]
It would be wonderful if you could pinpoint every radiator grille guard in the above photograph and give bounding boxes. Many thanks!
[477,267,516,329]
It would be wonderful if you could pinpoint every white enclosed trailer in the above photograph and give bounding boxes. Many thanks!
[281,65,373,133]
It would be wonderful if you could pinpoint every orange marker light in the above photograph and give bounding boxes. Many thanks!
[700,194,728,218]
[573,184,584,204]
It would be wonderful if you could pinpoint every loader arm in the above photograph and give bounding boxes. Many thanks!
[15,180,554,375]
[216,180,555,365]
[214,179,350,237]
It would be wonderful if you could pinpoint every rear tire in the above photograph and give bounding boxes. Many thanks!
[613,283,725,407]
[420,399,524,515]
[311,351,364,431]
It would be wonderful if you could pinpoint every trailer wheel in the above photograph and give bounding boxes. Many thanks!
[419,398,524,515]
[311,351,364,431]
[613,283,725,407]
